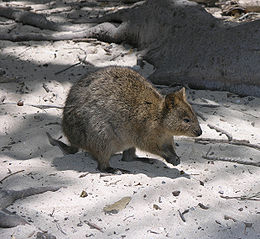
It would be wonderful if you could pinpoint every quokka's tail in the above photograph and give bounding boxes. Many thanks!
[46,132,78,155]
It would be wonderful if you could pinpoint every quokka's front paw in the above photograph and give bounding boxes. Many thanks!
[165,154,180,166]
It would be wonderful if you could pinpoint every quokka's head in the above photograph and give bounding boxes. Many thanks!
[162,87,202,137]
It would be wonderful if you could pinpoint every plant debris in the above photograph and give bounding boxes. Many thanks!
[103,196,132,214]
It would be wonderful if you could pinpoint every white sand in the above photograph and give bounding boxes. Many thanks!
[0,39,260,239]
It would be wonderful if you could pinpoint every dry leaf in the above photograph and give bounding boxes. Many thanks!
[80,190,88,198]
[153,204,162,210]
[103,196,132,214]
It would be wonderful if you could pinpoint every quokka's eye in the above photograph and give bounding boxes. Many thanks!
[183,118,190,123]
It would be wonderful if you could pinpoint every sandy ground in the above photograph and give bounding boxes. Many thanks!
[0,35,260,239]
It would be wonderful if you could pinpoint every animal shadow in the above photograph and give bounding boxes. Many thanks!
[52,152,190,179]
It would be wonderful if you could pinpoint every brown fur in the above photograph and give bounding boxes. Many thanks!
[51,66,202,173]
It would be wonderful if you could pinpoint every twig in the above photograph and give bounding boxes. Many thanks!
[191,103,220,108]
[239,12,260,21]
[56,222,67,235]
[178,210,186,222]
[0,95,6,103]
[97,0,141,2]
[231,107,259,118]
[0,170,25,184]
[205,146,212,157]
[0,76,17,83]
[203,155,260,167]
[17,46,31,58]
[45,122,61,126]
[79,173,89,178]
[54,54,88,75]
[86,221,104,232]
[244,222,253,234]
[99,173,115,177]
[198,203,209,210]
[0,102,64,109]
[29,104,63,110]
[0,6,75,32]
[224,215,237,222]
[196,111,207,121]
[178,209,189,222]
[72,38,99,43]
[207,124,233,141]
[123,215,134,221]
[195,138,260,151]
[54,62,81,75]
[3,102,78,110]
[42,83,50,93]
[220,192,260,201]
[49,208,55,217]
[107,179,122,185]
[109,52,124,61]
[153,84,169,89]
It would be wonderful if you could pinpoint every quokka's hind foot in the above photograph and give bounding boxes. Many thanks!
[46,132,78,154]
[121,147,153,164]
[103,167,130,175]
[97,161,130,174]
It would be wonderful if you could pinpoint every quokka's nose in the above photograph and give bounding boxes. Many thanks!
[195,127,202,137]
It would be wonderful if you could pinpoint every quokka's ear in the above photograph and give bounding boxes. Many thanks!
[174,87,186,99]
[165,87,186,109]
[165,93,175,109]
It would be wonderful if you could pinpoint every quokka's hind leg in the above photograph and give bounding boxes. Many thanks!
[121,147,153,164]
[96,154,130,174]
[121,147,136,161]
[46,132,78,155]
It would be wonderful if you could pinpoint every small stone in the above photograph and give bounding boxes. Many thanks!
[85,234,94,237]
[180,170,185,175]
[172,191,180,196]
[80,190,88,198]
[153,204,162,210]
[17,100,24,106]
[77,221,83,227]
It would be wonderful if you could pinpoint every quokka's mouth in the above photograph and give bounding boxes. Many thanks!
[195,128,202,137]
[187,128,202,137]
